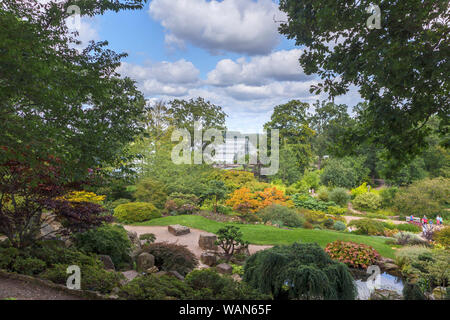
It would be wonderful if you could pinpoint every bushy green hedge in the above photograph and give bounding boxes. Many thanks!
[348,218,385,235]
[396,223,421,233]
[258,204,304,228]
[74,224,132,268]
[352,192,382,211]
[329,188,350,207]
[292,194,336,212]
[333,221,347,231]
[114,202,161,223]
[134,178,168,209]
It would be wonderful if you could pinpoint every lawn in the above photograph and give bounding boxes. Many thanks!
[135,215,396,258]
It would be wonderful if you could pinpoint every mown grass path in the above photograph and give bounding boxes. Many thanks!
[135,215,395,258]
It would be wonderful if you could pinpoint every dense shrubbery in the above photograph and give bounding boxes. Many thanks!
[350,183,369,198]
[226,187,292,214]
[433,227,450,248]
[134,178,168,209]
[74,224,132,268]
[325,241,380,269]
[164,193,199,215]
[396,223,421,233]
[327,206,347,216]
[348,219,385,236]
[393,232,428,246]
[379,187,398,208]
[114,202,161,223]
[258,204,304,228]
[393,177,449,219]
[352,192,382,211]
[320,157,369,189]
[244,243,356,300]
[333,221,346,231]
[292,194,336,212]
[328,188,350,207]
[140,242,198,276]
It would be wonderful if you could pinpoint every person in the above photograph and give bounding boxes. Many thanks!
[410,214,414,222]
[436,215,440,226]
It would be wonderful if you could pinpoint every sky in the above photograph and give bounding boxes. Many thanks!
[76,0,362,133]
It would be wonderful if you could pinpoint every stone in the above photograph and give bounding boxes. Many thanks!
[370,289,402,300]
[383,263,399,271]
[145,266,159,274]
[127,231,141,249]
[198,233,218,250]
[120,270,140,284]
[136,252,155,272]
[168,224,190,236]
[168,270,185,281]
[200,252,217,266]
[98,255,115,271]
[216,263,232,275]
[231,274,242,282]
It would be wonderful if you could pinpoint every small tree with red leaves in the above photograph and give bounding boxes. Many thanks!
[0,155,111,248]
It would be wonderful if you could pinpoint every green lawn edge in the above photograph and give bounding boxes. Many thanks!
[133,215,395,258]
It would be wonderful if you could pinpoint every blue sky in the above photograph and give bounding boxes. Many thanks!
[77,0,361,133]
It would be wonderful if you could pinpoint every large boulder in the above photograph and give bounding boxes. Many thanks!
[216,263,232,275]
[168,224,190,236]
[200,252,217,266]
[127,231,141,249]
[120,270,140,285]
[198,233,218,250]
[136,252,155,272]
[98,255,115,271]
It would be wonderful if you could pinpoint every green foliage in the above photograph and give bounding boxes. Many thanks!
[325,241,380,269]
[114,202,161,223]
[202,180,228,213]
[403,282,427,300]
[110,198,132,209]
[292,194,336,212]
[433,227,450,248]
[215,226,249,262]
[74,224,132,267]
[317,186,329,201]
[393,232,428,246]
[320,157,369,188]
[350,183,369,198]
[141,242,198,276]
[396,223,421,233]
[393,177,450,218]
[379,187,399,208]
[352,193,382,211]
[134,178,168,209]
[139,233,156,243]
[327,206,346,216]
[243,243,356,300]
[258,204,304,228]
[300,170,321,190]
[333,221,346,231]
[11,257,46,276]
[328,188,350,207]
[164,193,199,215]
[348,219,385,236]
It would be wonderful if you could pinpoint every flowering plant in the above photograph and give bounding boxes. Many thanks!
[325,240,380,269]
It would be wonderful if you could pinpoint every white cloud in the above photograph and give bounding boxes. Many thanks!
[207,49,309,86]
[149,0,284,55]
[118,60,200,96]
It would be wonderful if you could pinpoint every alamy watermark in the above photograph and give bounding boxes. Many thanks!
[66,5,81,31]
[171,122,280,176]
[66,265,81,290]
[366,4,381,29]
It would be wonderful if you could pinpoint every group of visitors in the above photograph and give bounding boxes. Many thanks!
[409,215,444,234]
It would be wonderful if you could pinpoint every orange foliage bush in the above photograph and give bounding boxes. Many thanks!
[225,187,292,213]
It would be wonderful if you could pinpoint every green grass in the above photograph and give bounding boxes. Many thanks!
[134,215,395,258]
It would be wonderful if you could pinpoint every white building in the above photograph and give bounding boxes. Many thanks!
[212,132,258,165]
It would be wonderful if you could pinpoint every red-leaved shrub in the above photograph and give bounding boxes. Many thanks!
[324,240,380,269]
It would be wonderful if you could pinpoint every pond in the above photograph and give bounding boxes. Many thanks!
[353,270,404,300]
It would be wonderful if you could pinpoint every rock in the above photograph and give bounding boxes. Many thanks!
[198,233,218,250]
[432,287,447,300]
[155,271,168,277]
[121,270,140,284]
[168,270,185,281]
[231,274,242,282]
[200,252,217,266]
[370,289,402,300]
[112,287,120,294]
[383,263,399,271]
[127,231,141,249]
[216,263,232,275]
[168,224,190,236]
[98,255,115,271]
[235,246,250,256]
[136,252,155,272]
[145,266,159,274]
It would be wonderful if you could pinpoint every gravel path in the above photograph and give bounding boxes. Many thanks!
[124,225,272,264]
[0,277,84,300]
[343,215,406,225]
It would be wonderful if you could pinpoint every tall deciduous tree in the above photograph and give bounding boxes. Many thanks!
[279,0,449,164]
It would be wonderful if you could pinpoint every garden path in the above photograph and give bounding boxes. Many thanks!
[343,215,406,225]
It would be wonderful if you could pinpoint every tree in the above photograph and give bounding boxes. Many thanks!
[202,180,228,213]
[215,226,249,262]
[279,0,449,164]
[243,242,356,300]
[0,0,147,180]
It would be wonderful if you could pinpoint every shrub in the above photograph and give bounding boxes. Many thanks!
[134,178,168,209]
[350,183,369,198]
[433,227,450,247]
[379,187,398,208]
[394,232,428,246]
[395,246,432,262]
[141,242,198,276]
[110,198,131,209]
[40,263,124,293]
[403,282,427,300]
[12,257,46,275]
[393,177,449,218]
[303,221,313,229]
[325,241,380,269]
[327,206,347,216]
[348,219,385,235]
[139,233,156,244]
[114,202,161,223]
[317,186,329,201]
[119,274,194,300]
[333,221,346,231]
[215,226,249,262]
[74,224,132,268]
[244,243,356,300]
[164,193,199,215]
[323,218,335,229]
[396,223,421,233]
[292,194,336,212]
[258,204,304,228]
[225,187,292,214]
[320,156,369,188]
[329,188,350,207]
[352,192,381,211]
[58,191,106,205]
